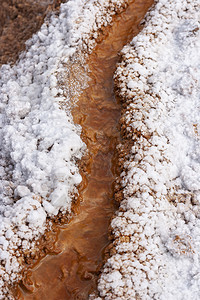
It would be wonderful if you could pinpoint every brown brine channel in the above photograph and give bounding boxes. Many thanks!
[15,0,153,299]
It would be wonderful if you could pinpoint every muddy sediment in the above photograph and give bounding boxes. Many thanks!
[0,0,153,299]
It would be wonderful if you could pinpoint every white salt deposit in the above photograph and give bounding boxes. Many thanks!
[0,0,129,298]
[96,0,200,299]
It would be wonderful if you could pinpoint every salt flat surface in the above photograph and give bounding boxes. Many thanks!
[0,0,128,298]
[97,0,200,299]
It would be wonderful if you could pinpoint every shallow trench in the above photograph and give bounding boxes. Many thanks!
[14,1,153,299]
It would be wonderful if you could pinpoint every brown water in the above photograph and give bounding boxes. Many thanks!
[15,0,153,299]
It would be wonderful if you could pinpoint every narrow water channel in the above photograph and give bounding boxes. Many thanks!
[15,0,153,299]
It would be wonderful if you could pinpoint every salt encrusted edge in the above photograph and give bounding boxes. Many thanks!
[95,0,200,299]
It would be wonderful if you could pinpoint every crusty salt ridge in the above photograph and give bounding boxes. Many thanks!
[96,0,200,299]
[0,0,130,298]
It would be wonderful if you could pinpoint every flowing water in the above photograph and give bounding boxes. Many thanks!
[13,0,153,299]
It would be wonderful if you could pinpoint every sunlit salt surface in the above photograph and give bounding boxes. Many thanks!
[97,0,200,299]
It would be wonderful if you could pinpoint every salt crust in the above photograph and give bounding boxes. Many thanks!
[96,0,200,299]
[0,0,129,298]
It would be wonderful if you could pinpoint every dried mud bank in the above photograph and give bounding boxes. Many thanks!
[0,0,132,298]
[96,0,200,299]
[0,0,67,66]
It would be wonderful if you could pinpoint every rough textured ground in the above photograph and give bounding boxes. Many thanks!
[0,0,66,66]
